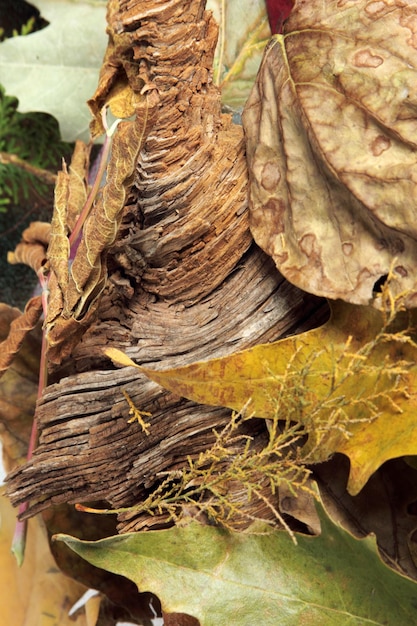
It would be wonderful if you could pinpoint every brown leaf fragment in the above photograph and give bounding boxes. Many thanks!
[44,94,158,364]
[47,169,70,301]
[7,221,50,274]
[0,296,43,377]
[106,77,139,120]
[21,221,51,246]
[66,102,156,315]
[87,1,156,139]
[7,243,47,275]
[0,304,40,471]
[243,0,417,308]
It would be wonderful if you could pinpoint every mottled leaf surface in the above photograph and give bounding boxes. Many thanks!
[243,0,417,308]
[56,503,417,626]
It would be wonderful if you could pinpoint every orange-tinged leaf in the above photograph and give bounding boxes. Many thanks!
[0,303,40,470]
[0,297,43,377]
[106,300,417,495]
[7,243,46,275]
[0,496,94,626]
[106,78,138,120]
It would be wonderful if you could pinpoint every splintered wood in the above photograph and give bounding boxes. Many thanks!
[5,0,327,532]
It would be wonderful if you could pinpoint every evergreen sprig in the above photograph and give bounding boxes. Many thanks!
[0,84,70,211]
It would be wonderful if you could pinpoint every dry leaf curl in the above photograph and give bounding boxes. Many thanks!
[0,297,43,377]
[243,0,417,308]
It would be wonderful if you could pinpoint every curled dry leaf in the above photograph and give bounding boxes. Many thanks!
[0,303,40,471]
[0,296,43,378]
[7,221,51,274]
[45,100,157,364]
[21,221,51,246]
[66,140,91,233]
[7,243,47,275]
[243,0,417,308]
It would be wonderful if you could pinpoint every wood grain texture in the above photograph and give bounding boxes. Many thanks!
[6,0,328,531]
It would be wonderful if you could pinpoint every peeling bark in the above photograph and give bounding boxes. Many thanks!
[6,0,327,531]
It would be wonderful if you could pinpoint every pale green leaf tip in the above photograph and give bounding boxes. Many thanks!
[11,536,25,568]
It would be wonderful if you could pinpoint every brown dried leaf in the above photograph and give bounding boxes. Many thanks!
[45,142,90,333]
[7,243,47,275]
[243,0,417,308]
[21,221,51,246]
[0,296,43,377]
[47,169,71,305]
[87,2,152,139]
[316,456,417,580]
[0,303,40,470]
[7,221,50,274]
[45,95,157,364]
[67,105,155,312]
[106,77,138,120]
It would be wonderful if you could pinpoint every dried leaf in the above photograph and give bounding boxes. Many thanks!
[106,78,139,120]
[242,0,417,308]
[87,3,154,139]
[7,220,50,275]
[7,243,47,275]
[47,169,71,298]
[0,296,43,377]
[315,456,417,580]
[0,303,40,471]
[21,221,51,246]
[68,114,151,309]
[45,94,158,364]
[105,300,417,495]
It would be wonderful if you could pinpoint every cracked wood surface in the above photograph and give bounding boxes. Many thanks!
[6,0,327,531]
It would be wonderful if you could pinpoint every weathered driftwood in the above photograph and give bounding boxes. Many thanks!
[6,0,327,531]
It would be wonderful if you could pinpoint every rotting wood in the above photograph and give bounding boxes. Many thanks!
[5,0,328,531]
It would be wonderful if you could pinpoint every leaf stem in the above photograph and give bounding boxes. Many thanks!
[11,272,49,565]
[68,108,120,249]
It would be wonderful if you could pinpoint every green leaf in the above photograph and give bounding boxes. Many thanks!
[56,502,417,625]
[0,0,107,141]
[208,0,270,109]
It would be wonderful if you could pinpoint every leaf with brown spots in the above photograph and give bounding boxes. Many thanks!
[243,0,417,308]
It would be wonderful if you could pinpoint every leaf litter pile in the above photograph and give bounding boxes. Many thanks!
[2,0,417,624]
